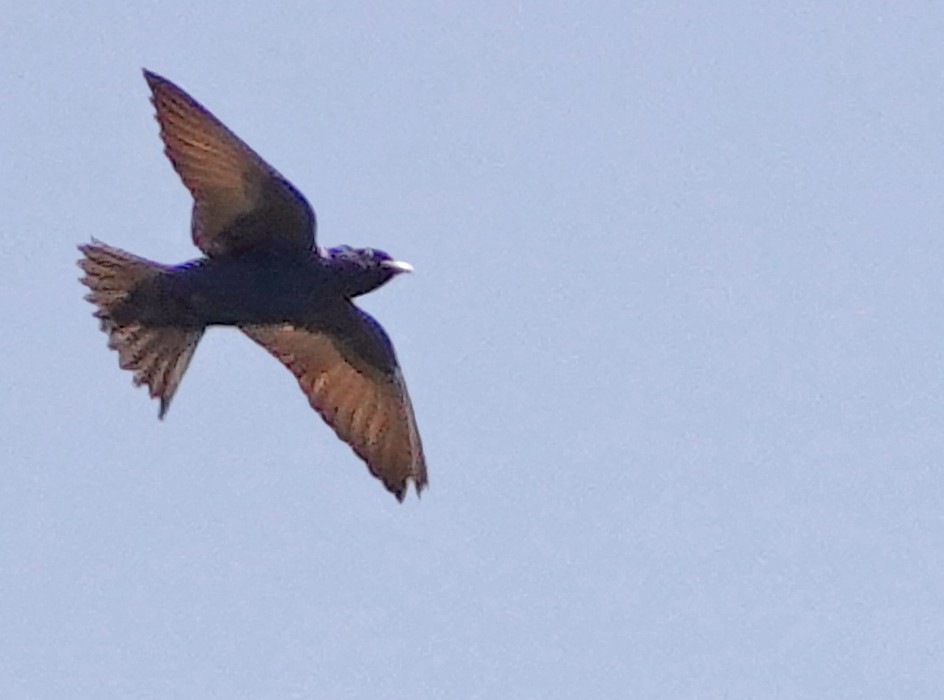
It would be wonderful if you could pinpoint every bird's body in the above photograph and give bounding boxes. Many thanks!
[116,252,341,327]
[78,71,427,500]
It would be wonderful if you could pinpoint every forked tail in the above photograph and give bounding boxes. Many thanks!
[78,239,204,418]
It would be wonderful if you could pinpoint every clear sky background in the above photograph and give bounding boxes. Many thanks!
[2,2,944,698]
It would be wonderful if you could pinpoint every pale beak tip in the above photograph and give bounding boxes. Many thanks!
[383,260,414,274]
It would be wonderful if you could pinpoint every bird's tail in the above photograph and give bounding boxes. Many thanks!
[78,239,204,418]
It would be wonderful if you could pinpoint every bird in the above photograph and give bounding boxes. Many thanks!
[78,70,427,501]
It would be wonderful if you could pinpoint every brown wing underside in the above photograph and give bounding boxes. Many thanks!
[144,70,315,257]
[240,315,427,501]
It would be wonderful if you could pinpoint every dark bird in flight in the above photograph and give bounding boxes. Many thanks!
[78,70,427,500]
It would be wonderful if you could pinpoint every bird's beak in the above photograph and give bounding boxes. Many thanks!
[382,260,414,274]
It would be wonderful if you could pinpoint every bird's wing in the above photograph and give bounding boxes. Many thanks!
[240,304,427,500]
[144,70,316,257]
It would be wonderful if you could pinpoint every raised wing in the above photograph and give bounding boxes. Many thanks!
[241,305,427,500]
[144,70,315,257]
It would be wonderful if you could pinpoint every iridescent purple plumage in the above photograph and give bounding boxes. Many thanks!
[78,70,427,501]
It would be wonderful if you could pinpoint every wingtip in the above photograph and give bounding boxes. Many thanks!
[412,457,429,499]
[389,475,427,503]
[142,69,173,99]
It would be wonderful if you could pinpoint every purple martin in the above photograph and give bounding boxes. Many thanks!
[78,70,427,500]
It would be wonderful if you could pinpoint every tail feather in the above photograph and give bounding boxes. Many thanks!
[78,239,203,418]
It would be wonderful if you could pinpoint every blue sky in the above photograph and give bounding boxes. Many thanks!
[3,2,944,698]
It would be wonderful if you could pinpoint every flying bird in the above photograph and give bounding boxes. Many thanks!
[78,70,427,501]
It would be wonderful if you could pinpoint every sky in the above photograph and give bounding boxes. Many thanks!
[2,2,944,698]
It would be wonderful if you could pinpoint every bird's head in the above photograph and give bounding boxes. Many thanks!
[323,245,414,298]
